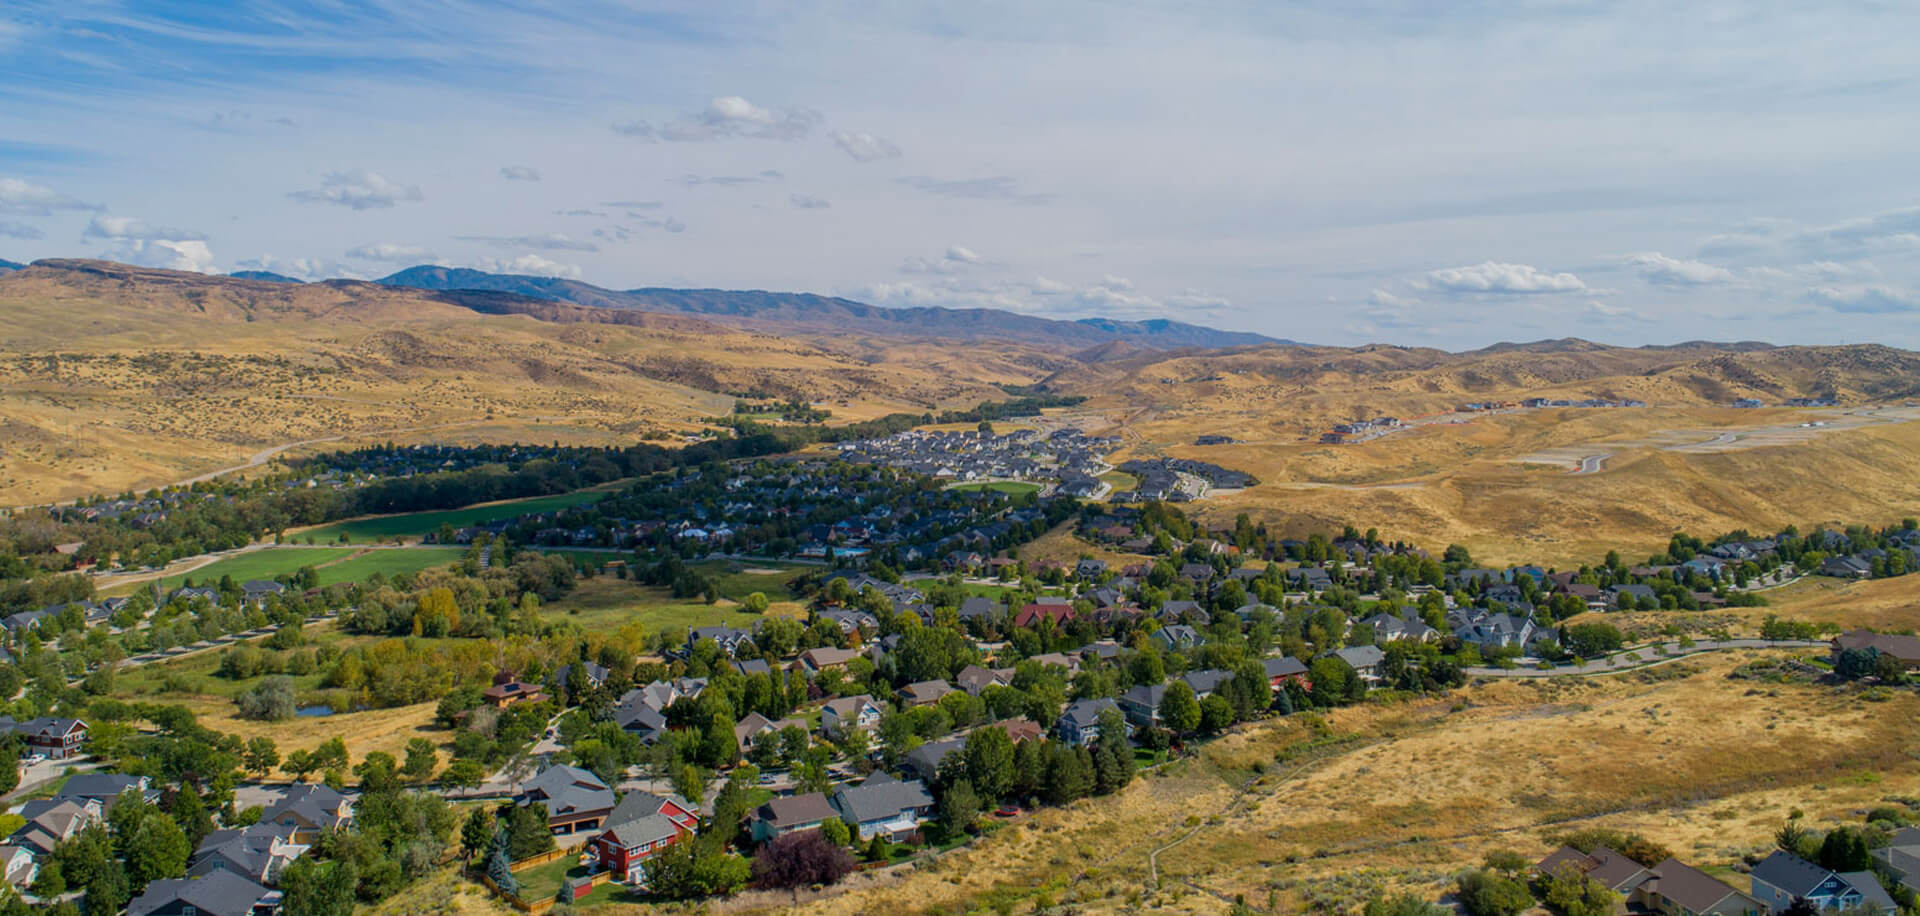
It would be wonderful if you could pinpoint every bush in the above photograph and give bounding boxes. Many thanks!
[750,829,854,889]
[234,676,297,721]
[1458,868,1532,916]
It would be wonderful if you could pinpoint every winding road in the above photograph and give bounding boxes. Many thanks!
[1464,638,1826,678]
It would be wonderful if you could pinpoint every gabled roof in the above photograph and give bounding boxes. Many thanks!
[522,765,615,817]
[1640,857,1751,913]
[126,871,279,916]
[1751,849,1833,895]
[1262,656,1308,679]
[1182,669,1232,695]
[756,792,838,829]
[602,812,681,849]
[831,775,934,825]
[1332,645,1386,669]
[1058,697,1119,729]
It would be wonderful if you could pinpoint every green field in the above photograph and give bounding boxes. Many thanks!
[313,548,467,586]
[1098,470,1138,493]
[153,547,350,591]
[296,489,613,542]
[948,481,1042,495]
[546,577,786,634]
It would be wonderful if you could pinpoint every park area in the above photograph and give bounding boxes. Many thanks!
[296,488,614,543]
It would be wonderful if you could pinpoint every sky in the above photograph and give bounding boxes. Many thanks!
[3,1,1920,349]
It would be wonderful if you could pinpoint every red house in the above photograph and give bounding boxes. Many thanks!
[0,718,88,760]
[1013,600,1076,629]
[590,792,699,884]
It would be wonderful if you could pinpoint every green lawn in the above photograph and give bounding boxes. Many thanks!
[1097,471,1137,494]
[511,856,590,903]
[546,578,764,633]
[948,481,1042,495]
[690,561,810,602]
[297,489,614,543]
[155,547,350,591]
[313,548,467,586]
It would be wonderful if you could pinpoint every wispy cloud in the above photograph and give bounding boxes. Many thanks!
[898,175,1051,204]
[1622,252,1733,286]
[831,130,902,162]
[0,220,43,240]
[789,193,831,209]
[1420,262,1588,295]
[614,96,822,143]
[455,232,598,252]
[289,170,424,210]
[1806,285,1920,314]
[83,215,206,241]
[345,242,435,262]
[0,177,99,215]
[673,172,781,187]
[475,254,580,279]
[499,165,541,181]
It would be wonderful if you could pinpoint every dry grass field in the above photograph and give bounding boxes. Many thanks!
[0,261,1040,503]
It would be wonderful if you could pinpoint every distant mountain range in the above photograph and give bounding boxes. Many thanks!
[0,259,21,271]
[374,265,1287,352]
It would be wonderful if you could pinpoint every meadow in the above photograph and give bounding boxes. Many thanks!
[296,489,615,542]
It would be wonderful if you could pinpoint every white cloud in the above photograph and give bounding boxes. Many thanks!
[830,130,902,162]
[1584,300,1649,322]
[289,170,424,210]
[1806,285,1920,314]
[628,96,824,143]
[900,245,985,275]
[83,215,206,242]
[233,255,361,280]
[100,239,215,273]
[861,271,1228,320]
[499,165,541,181]
[0,177,99,215]
[789,193,831,209]
[456,233,598,252]
[1368,288,1416,308]
[0,221,42,240]
[1420,261,1588,295]
[946,246,980,264]
[345,242,435,262]
[1623,252,1733,286]
[898,175,1051,204]
[474,254,581,279]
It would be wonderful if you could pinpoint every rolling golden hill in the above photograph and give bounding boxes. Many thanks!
[0,260,1039,503]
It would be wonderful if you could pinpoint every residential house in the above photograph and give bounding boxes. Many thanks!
[1075,559,1109,580]
[1630,857,1768,916]
[1832,630,1920,671]
[730,658,772,678]
[687,626,755,657]
[1182,669,1232,697]
[519,764,617,835]
[1028,652,1082,674]
[1116,684,1166,729]
[749,792,838,845]
[1609,584,1659,608]
[1055,697,1124,746]
[989,718,1044,744]
[591,792,699,883]
[817,609,879,635]
[1820,556,1873,579]
[1150,625,1202,651]
[829,774,936,841]
[1157,600,1208,625]
[260,784,353,843]
[1014,600,1076,629]
[898,680,957,707]
[127,872,282,916]
[1535,845,1652,895]
[1751,849,1896,914]
[1262,656,1310,690]
[956,598,1003,625]
[480,675,549,709]
[189,823,308,884]
[239,580,286,605]
[1359,612,1438,644]
[8,798,103,855]
[1869,827,1920,889]
[955,664,1014,695]
[0,845,35,888]
[555,662,611,691]
[821,695,885,737]
[57,772,155,809]
[796,647,862,677]
[1331,645,1386,686]
[903,736,967,782]
[0,717,88,759]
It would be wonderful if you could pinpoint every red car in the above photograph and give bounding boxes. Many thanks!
[994,804,1021,817]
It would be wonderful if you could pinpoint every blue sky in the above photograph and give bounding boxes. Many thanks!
[4,1,1920,348]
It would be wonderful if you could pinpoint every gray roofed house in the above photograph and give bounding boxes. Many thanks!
[519,764,616,835]
[830,774,935,841]
[1359,612,1438,643]
[57,772,156,809]
[1181,669,1232,697]
[898,680,956,707]
[1056,697,1124,746]
[1116,683,1167,728]
[1330,645,1386,685]
[957,597,1002,622]
[1751,849,1896,914]
[751,792,839,843]
[1869,827,1920,887]
[1633,856,1767,916]
[9,798,102,855]
[903,736,967,782]
[260,784,353,842]
[1156,600,1206,623]
[1150,624,1202,651]
[126,870,282,916]
[556,661,611,689]
[1262,656,1309,684]
[955,664,1015,694]
[687,625,755,656]
[189,823,308,884]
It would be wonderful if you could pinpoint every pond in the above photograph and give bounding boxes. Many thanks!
[295,705,337,717]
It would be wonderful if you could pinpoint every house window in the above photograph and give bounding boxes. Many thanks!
[184,907,198,916]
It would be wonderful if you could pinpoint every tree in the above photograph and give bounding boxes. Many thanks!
[396,738,438,784]
[442,758,486,790]
[821,817,851,848]
[1818,828,1872,872]
[940,779,981,832]
[1159,681,1201,733]
[1540,868,1617,916]
[1457,868,1532,916]
[280,858,359,916]
[460,808,496,863]
[646,836,750,899]
[235,676,298,721]
[1198,695,1234,734]
[750,829,855,889]
[963,726,1015,802]
[126,813,190,888]
[1091,707,1134,795]
[743,592,770,614]
[243,737,280,778]
[1308,656,1363,707]
[484,831,518,896]
[1562,623,1625,659]
[83,867,130,916]
[504,802,557,860]
[675,764,708,805]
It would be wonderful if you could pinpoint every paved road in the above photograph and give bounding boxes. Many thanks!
[1571,452,1612,475]
[1465,638,1826,678]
